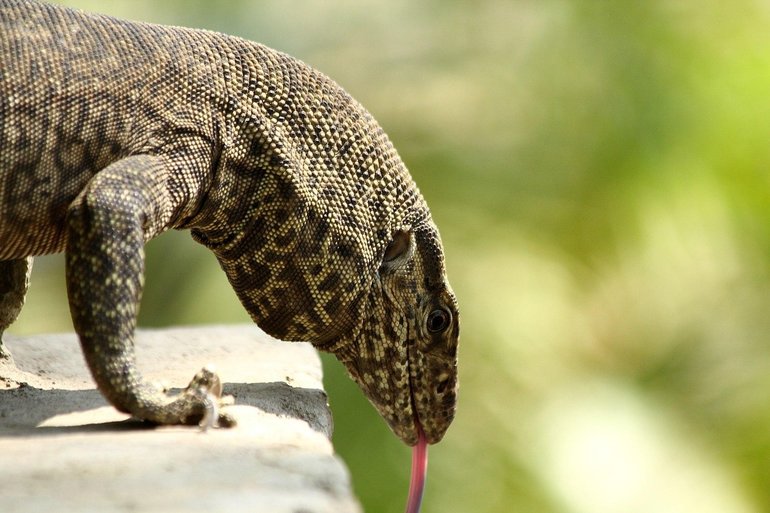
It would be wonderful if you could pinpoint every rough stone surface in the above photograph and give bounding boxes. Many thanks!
[0,325,361,513]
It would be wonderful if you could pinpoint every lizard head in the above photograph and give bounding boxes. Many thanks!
[196,161,458,446]
[203,195,459,445]
[329,223,460,446]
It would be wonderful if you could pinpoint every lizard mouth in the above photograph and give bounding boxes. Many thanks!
[406,348,424,446]
[403,344,457,446]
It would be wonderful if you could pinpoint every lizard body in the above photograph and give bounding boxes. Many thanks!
[0,0,458,445]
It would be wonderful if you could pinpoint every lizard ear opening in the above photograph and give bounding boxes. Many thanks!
[380,229,414,272]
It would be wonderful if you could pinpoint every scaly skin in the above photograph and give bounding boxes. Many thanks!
[0,0,459,445]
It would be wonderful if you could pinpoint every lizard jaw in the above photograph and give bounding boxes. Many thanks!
[405,344,457,446]
[406,347,432,446]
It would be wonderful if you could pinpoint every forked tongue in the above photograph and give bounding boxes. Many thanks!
[404,424,429,513]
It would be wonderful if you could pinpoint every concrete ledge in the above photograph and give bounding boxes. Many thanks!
[0,325,361,513]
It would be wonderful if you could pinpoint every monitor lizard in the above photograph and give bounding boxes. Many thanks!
[0,0,459,446]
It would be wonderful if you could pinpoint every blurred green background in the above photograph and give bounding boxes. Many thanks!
[10,1,770,512]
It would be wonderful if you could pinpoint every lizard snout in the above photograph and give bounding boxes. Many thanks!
[407,351,458,445]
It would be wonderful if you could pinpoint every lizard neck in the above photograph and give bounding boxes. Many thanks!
[185,38,432,345]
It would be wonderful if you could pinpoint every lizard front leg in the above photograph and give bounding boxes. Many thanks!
[65,155,233,427]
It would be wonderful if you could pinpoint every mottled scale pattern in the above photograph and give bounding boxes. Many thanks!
[0,0,459,445]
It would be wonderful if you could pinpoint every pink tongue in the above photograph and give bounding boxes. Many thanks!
[405,426,429,513]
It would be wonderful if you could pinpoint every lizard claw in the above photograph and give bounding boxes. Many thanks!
[185,365,237,430]
[197,387,219,432]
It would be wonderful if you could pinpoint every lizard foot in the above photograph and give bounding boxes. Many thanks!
[184,365,236,429]
[0,341,13,363]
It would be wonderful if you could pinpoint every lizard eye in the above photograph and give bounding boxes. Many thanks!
[427,308,451,334]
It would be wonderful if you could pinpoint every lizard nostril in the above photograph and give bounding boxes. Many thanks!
[436,376,449,394]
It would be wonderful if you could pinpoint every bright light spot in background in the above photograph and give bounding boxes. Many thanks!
[532,380,754,513]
